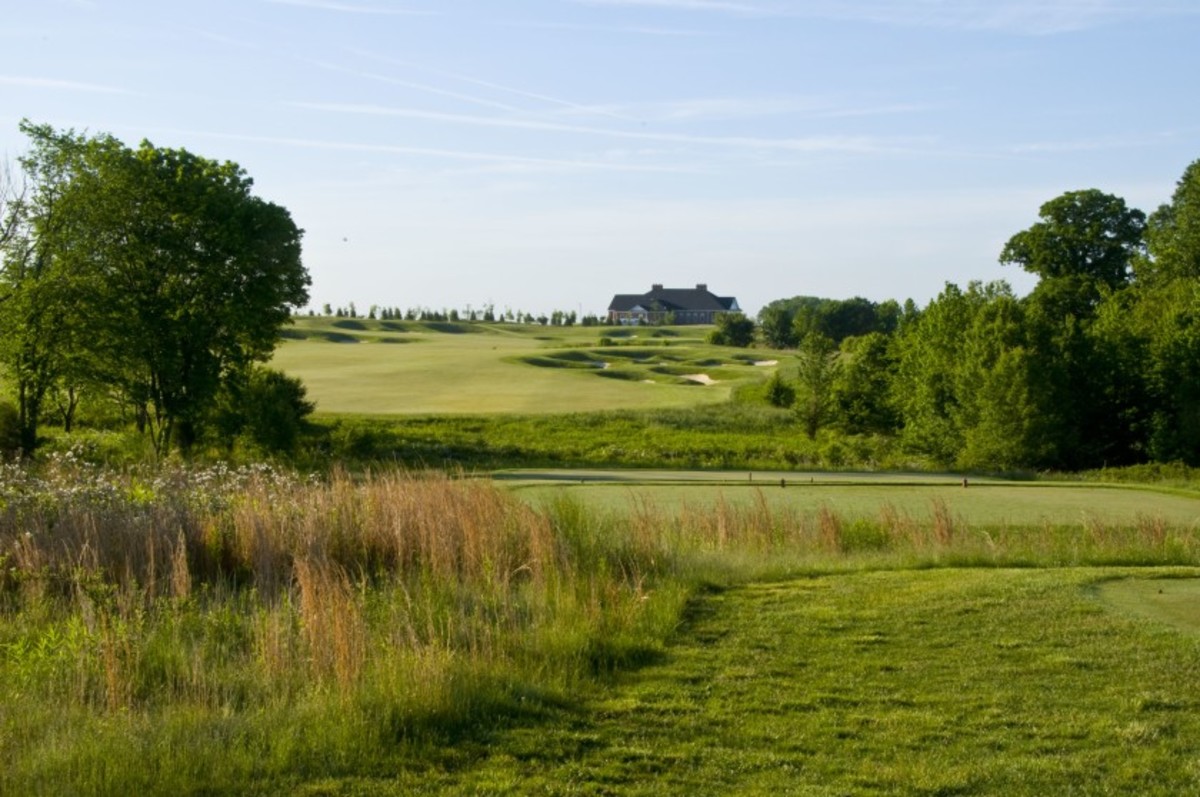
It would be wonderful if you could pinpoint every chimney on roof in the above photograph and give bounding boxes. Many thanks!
[651,283,663,291]
[696,283,708,291]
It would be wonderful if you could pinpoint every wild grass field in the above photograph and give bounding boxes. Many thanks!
[7,323,1200,794]
[4,458,1200,795]
[271,317,778,415]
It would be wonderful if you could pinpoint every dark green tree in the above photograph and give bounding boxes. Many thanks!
[757,304,796,348]
[998,189,1151,468]
[1122,160,1200,463]
[212,366,314,454]
[891,283,974,463]
[0,125,96,456]
[1141,159,1200,283]
[707,313,755,347]
[783,296,894,346]
[1001,189,1145,316]
[763,370,795,408]
[12,122,309,455]
[953,289,1047,470]
[794,333,839,439]
[832,332,898,435]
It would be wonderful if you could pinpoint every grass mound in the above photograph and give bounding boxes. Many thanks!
[322,331,360,343]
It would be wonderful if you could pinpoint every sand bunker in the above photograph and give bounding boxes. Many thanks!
[753,360,779,366]
[683,374,717,385]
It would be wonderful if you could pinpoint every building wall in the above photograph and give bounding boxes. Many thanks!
[607,309,726,325]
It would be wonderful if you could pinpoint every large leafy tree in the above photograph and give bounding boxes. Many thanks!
[1142,159,1200,283]
[891,283,974,464]
[794,332,839,440]
[1125,160,1200,463]
[892,281,1051,468]
[832,332,898,436]
[997,189,1149,468]
[7,122,309,455]
[0,126,94,456]
[1001,189,1145,290]
[757,303,797,349]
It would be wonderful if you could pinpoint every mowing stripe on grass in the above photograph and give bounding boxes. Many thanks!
[397,568,1200,795]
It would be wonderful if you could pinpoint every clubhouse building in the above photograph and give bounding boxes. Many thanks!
[607,284,740,326]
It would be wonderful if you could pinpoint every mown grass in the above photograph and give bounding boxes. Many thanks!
[408,568,1200,795]
[270,318,777,415]
[505,474,1200,530]
[4,457,1200,794]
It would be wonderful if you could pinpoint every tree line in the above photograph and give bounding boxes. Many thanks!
[0,122,311,458]
[745,162,1200,470]
[312,303,605,327]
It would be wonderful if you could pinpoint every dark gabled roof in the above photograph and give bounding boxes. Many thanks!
[608,285,738,313]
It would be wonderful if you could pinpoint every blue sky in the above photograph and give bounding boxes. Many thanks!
[3,0,1198,316]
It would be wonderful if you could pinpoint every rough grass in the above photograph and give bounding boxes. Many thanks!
[301,405,886,472]
[4,457,1200,794]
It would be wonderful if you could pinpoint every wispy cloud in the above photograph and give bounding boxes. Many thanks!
[561,96,931,123]
[289,101,918,154]
[574,0,764,12]
[308,61,526,113]
[1009,130,1186,155]
[807,0,1200,35]
[0,75,133,94]
[349,49,639,122]
[190,28,263,49]
[150,128,701,174]
[262,0,434,15]
[570,0,1200,35]
[499,19,713,37]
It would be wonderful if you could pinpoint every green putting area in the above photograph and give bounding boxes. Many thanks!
[497,469,1200,529]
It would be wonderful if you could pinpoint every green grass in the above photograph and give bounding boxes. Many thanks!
[271,318,779,415]
[500,470,1200,529]
[390,568,1200,795]
[1097,576,1200,635]
[300,405,901,472]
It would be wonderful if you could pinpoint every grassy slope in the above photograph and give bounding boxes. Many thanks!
[328,568,1200,795]
[271,318,775,415]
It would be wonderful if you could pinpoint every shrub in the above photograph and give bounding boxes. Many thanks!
[764,372,796,408]
[706,313,756,347]
[212,367,315,455]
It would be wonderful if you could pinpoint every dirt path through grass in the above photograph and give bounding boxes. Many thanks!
[391,568,1200,796]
